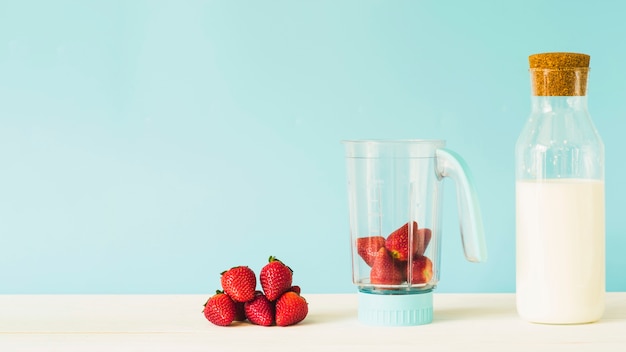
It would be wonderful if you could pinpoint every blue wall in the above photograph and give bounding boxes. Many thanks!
[1,0,625,294]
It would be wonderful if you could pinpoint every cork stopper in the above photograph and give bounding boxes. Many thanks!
[529,52,590,96]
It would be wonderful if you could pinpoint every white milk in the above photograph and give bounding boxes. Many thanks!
[516,179,605,324]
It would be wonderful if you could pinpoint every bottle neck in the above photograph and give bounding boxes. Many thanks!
[530,95,588,113]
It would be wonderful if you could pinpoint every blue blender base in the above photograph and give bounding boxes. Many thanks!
[358,290,433,326]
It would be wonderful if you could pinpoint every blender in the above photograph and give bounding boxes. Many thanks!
[343,139,487,326]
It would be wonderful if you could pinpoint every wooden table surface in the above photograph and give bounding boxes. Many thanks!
[1,293,625,351]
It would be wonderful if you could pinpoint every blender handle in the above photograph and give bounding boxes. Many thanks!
[435,148,488,263]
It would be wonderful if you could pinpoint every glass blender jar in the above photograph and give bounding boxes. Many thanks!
[343,140,487,326]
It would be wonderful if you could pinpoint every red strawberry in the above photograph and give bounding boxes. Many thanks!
[289,285,301,295]
[385,221,419,261]
[221,266,256,302]
[234,301,247,322]
[275,291,308,327]
[260,256,293,301]
[244,291,275,326]
[409,254,433,284]
[203,290,237,326]
[415,228,432,256]
[370,247,406,285]
[356,236,386,267]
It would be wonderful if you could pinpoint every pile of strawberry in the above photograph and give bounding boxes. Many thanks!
[203,256,308,327]
[357,221,434,285]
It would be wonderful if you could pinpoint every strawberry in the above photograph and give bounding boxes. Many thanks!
[221,266,257,303]
[415,228,432,256]
[289,285,301,295]
[203,290,237,326]
[370,247,406,285]
[385,221,419,261]
[244,291,275,326]
[234,301,247,322]
[356,236,386,267]
[275,291,308,327]
[260,256,293,301]
[409,254,433,284]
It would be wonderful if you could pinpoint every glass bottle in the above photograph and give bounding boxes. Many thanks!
[515,52,605,324]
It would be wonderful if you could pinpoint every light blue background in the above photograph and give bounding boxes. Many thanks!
[1,0,625,294]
